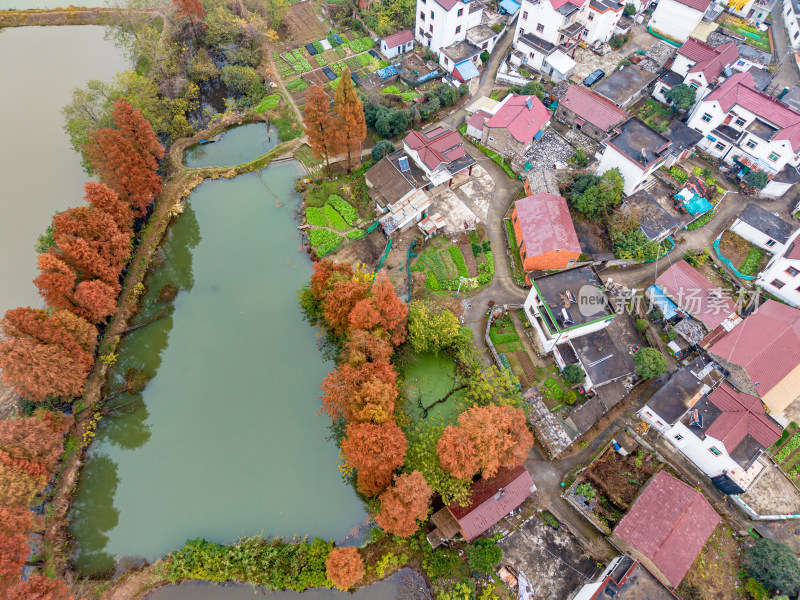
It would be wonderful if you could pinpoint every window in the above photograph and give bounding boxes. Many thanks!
[522,10,528,19]
[674,434,684,441]
[513,214,518,223]
[529,51,535,58]
[768,152,780,162]
[795,31,799,39]
[588,12,594,19]
[766,239,776,247]
[709,446,722,456]
[746,139,758,149]
[444,56,449,65]
[735,117,746,127]
[786,266,800,277]
[419,27,424,36]
[689,81,699,89]
[457,7,463,15]
[420,10,425,19]
[482,41,488,49]
[522,251,527,260]
[701,113,712,122]
[429,24,433,33]
[772,278,786,289]
[430,10,434,19]
[715,142,725,151]
[536,23,544,32]
[455,25,461,33]
[518,239,523,249]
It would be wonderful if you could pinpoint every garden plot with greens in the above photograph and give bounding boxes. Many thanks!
[771,422,800,482]
[411,230,494,294]
[305,194,365,256]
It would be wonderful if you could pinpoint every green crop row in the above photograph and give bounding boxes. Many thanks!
[776,433,800,462]
[347,229,366,240]
[327,195,358,226]
[308,229,342,256]
[323,204,349,231]
[448,245,469,278]
[306,207,328,227]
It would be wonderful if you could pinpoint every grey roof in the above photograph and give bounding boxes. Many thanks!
[747,66,773,91]
[622,189,680,242]
[664,119,703,154]
[646,354,723,424]
[569,327,635,387]
[531,265,614,332]
[659,70,684,87]
[518,32,556,55]
[607,118,671,166]
[441,40,482,63]
[782,86,800,112]
[737,203,794,243]
[594,65,658,107]
[466,24,498,45]
[365,151,430,205]
[556,2,580,15]
[747,119,778,140]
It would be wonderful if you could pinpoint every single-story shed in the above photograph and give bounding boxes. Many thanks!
[381,30,414,59]
[729,203,794,252]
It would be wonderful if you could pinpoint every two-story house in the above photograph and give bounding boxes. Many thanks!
[756,228,800,308]
[403,127,477,187]
[480,94,551,157]
[648,0,713,43]
[513,0,623,78]
[687,71,800,178]
[415,0,491,53]
[653,38,739,108]
[783,0,800,51]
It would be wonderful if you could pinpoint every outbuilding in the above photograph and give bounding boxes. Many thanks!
[380,30,414,59]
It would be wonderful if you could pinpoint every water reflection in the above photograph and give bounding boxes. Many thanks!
[184,123,280,168]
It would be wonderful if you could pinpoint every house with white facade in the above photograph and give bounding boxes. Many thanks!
[730,202,795,252]
[573,556,676,600]
[403,127,477,186]
[522,265,616,354]
[756,228,800,307]
[512,0,623,79]
[687,71,800,179]
[653,38,738,107]
[730,0,775,24]
[380,30,415,59]
[415,0,491,53]
[640,356,781,494]
[648,0,713,43]
[783,0,800,50]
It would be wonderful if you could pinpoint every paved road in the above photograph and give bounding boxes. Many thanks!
[771,1,800,92]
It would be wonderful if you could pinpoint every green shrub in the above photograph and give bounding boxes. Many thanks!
[327,195,359,225]
[305,207,328,227]
[742,539,800,596]
[448,246,469,278]
[426,271,440,290]
[346,229,366,240]
[576,482,596,500]
[382,84,401,94]
[467,536,502,575]
[562,364,584,384]
[564,389,578,405]
[423,546,459,579]
[254,93,281,113]
[635,318,649,333]
[322,204,349,231]
[633,347,667,379]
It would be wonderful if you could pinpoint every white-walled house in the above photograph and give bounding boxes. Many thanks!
[639,358,781,494]
[513,0,622,77]
[756,228,800,307]
[784,0,800,51]
[403,127,476,187]
[596,118,673,196]
[415,0,485,53]
[730,0,774,24]
[729,202,795,252]
[687,71,800,177]
[649,0,712,43]
[653,38,738,108]
[381,30,415,58]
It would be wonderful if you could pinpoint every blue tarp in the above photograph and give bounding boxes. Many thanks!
[648,285,679,320]
[321,66,337,81]
[305,43,318,56]
[377,65,398,79]
[330,33,343,46]
[455,59,480,81]
[675,192,713,215]
[351,72,360,83]
[500,0,521,14]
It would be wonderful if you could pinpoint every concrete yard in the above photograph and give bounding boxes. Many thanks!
[452,164,494,222]
[498,513,601,598]
[571,25,660,81]
[740,466,800,516]
[429,187,479,234]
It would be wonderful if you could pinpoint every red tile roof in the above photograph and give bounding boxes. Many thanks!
[705,72,800,151]
[560,85,627,132]
[467,109,491,130]
[404,128,467,170]
[710,300,800,397]
[673,0,712,12]
[383,30,413,48]
[432,0,461,10]
[706,383,782,450]
[549,0,586,9]
[679,38,738,82]
[515,193,581,257]
[614,471,720,588]
[485,95,551,144]
[448,466,536,541]
[655,260,738,331]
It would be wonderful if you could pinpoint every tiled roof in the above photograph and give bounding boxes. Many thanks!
[383,29,413,48]
[678,37,718,62]
[706,383,782,450]
[680,39,738,81]
[710,300,800,397]
[656,260,737,331]
[549,0,586,9]
[515,193,581,256]
[614,471,720,588]
[560,85,627,132]
[405,128,468,170]
[673,0,712,11]
[432,0,461,10]
[467,109,491,130]
[705,72,800,151]
[485,95,551,143]
[448,466,536,540]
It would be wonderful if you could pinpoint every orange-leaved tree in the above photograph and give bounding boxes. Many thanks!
[333,68,366,172]
[304,85,343,178]
[83,182,134,239]
[0,506,37,593]
[455,405,533,478]
[341,421,407,496]
[322,278,371,336]
[320,360,398,423]
[341,329,393,366]
[325,547,364,590]
[375,471,432,537]
[0,308,97,403]
[349,274,408,346]
[437,424,480,480]
[6,574,75,600]
[35,253,118,323]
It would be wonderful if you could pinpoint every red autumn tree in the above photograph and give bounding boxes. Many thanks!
[437,424,480,480]
[349,275,408,346]
[6,574,75,600]
[83,182,134,237]
[309,259,353,300]
[73,279,119,323]
[303,85,343,178]
[0,308,97,403]
[375,471,432,537]
[342,329,393,366]
[322,278,370,336]
[173,0,205,20]
[320,360,397,424]
[0,506,36,592]
[456,405,533,478]
[325,547,364,590]
[333,68,366,172]
[84,99,165,216]
[341,421,407,496]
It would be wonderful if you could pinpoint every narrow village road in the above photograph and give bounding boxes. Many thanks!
[770,1,800,92]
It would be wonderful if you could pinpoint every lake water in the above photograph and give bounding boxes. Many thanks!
[184,123,280,168]
[69,161,365,574]
[0,26,127,314]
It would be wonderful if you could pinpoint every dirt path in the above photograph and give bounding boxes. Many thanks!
[0,6,160,28]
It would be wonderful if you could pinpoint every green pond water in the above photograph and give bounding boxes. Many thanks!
[69,161,365,574]
[184,123,280,168]
[402,353,466,423]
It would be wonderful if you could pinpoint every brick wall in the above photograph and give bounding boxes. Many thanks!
[481,126,526,158]
[554,104,608,142]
